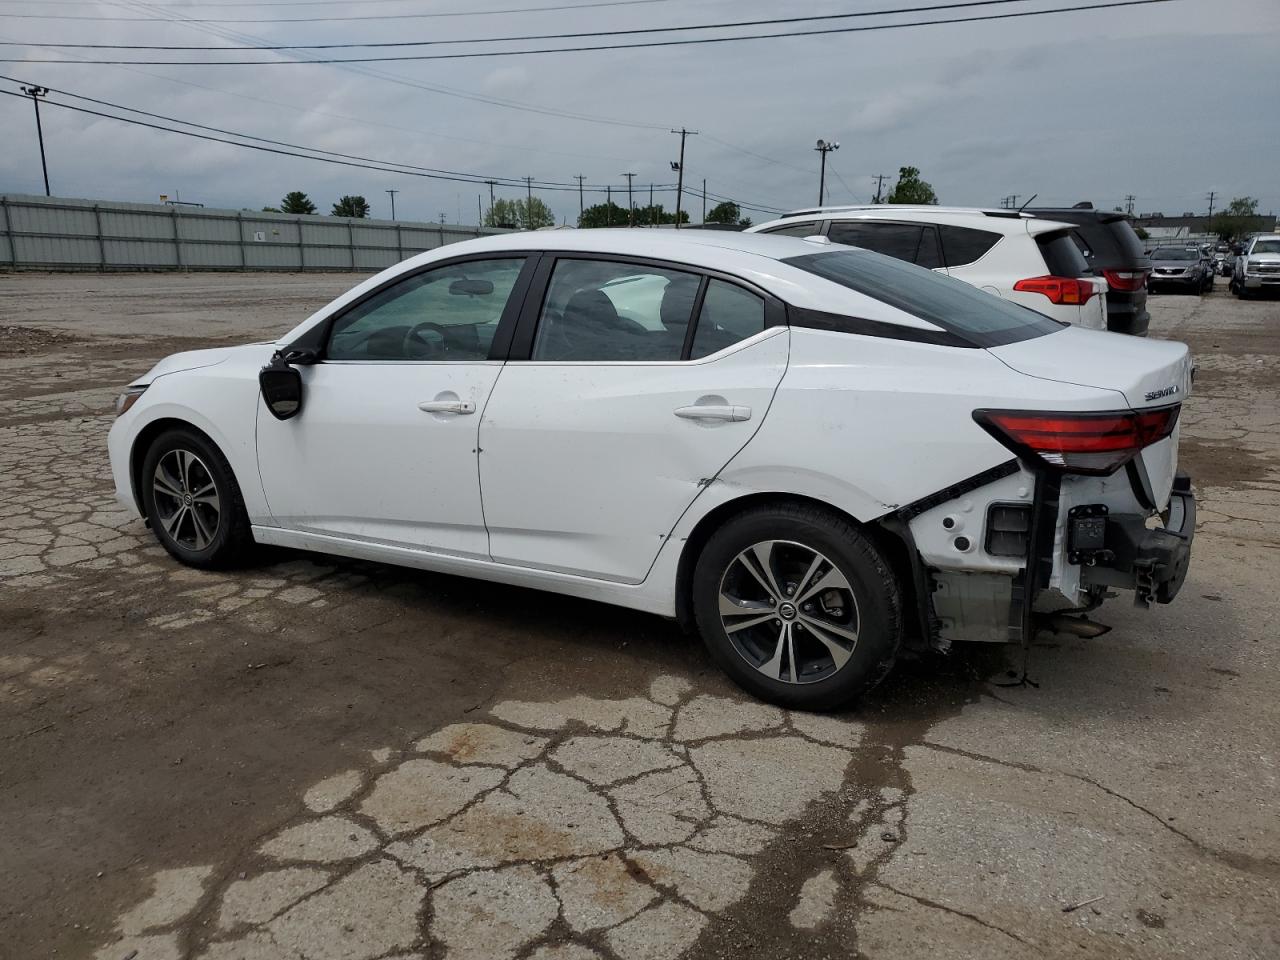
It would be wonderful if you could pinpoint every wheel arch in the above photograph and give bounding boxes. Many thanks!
[129,417,224,520]
[672,491,917,636]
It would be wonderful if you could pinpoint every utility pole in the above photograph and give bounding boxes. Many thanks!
[484,179,497,220]
[814,138,840,206]
[20,85,51,197]
[670,128,697,229]
[522,176,534,230]
[1124,194,1135,216]
[1206,190,1216,221]
[650,184,655,227]
[606,185,612,225]
[702,178,707,223]
[621,172,637,226]
[872,173,888,204]
[573,174,585,222]
[477,194,482,225]
[384,189,398,220]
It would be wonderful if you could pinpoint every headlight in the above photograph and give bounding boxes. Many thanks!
[115,384,148,416]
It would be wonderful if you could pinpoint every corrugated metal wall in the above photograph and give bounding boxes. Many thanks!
[0,194,505,272]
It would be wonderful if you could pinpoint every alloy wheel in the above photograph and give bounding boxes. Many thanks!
[152,449,221,552]
[717,539,860,684]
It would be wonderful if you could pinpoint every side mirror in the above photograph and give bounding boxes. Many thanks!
[259,354,304,420]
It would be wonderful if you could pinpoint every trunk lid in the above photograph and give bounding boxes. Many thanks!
[987,326,1192,506]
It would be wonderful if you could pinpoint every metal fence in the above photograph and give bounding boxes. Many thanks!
[0,194,505,272]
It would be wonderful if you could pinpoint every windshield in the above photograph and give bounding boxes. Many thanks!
[1152,248,1197,261]
[784,248,1062,347]
[1252,238,1280,255]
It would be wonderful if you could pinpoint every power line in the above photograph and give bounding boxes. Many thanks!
[0,0,699,23]
[91,0,672,132]
[1,1,1083,48]
[0,74,618,190]
[0,88,695,199]
[0,1,1183,64]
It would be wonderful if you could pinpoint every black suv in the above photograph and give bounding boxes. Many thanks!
[1028,203,1151,336]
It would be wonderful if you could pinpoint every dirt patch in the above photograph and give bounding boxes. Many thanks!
[0,324,79,356]
[1179,436,1273,488]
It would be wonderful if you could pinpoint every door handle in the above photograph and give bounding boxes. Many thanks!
[674,404,751,422]
[418,399,476,415]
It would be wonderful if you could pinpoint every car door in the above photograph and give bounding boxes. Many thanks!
[256,254,533,558]
[478,255,788,583]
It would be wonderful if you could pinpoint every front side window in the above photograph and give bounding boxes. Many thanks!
[327,258,525,361]
[785,248,1062,347]
[532,259,699,361]
[690,280,766,359]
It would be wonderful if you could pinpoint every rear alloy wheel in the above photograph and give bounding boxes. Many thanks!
[141,428,253,568]
[693,504,902,710]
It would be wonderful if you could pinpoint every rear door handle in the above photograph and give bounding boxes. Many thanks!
[418,399,476,415]
[674,404,751,422]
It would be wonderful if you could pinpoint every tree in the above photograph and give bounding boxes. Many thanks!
[634,203,689,226]
[885,166,938,205]
[577,201,629,228]
[1211,196,1260,242]
[1134,226,1150,241]
[485,196,555,230]
[331,195,370,218]
[704,201,752,227]
[280,191,317,215]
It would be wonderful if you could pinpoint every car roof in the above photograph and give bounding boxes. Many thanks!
[413,226,838,268]
[750,206,1074,236]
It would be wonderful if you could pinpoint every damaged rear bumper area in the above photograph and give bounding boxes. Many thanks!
[1073,474,1195,607]
[885,464,1196,650]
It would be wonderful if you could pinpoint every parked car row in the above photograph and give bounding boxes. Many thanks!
[749,201,1152,335]
[109,227,1195,708]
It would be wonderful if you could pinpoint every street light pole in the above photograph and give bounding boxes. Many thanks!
[814,138,839,206]
[20,85,51,196]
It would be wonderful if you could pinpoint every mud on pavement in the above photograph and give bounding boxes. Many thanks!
[1,274,1277,960]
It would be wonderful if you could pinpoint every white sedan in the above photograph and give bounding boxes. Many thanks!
[108,230,1196,709]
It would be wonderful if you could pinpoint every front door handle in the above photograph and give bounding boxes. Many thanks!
[674,404,751,422]
[418,399,476,415]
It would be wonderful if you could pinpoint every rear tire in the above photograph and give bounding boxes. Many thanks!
[692,503,902,710]
[140,427,254,569]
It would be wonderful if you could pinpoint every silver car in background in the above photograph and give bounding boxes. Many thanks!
[1148,246,1212,294]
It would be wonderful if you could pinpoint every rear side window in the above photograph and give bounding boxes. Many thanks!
[828,221,922,263]
[531,259,697,362]
[828,221,943,269]
[939,225,1001,267]
[784,248,1062,347]
[690,280,766,359]
[1036,232,1092,278]
[763,221,820,237]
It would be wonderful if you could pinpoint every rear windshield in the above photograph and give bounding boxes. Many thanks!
[784,248,1063,347]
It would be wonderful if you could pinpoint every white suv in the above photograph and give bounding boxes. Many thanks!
[749,206,1108,330]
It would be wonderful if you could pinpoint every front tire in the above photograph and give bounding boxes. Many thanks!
[692,503,902,710]
[141,427,253,568]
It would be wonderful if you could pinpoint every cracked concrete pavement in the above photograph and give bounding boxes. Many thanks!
[1,273,1277,959]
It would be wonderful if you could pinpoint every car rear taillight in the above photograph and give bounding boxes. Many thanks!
[1102,268,1149,292]
[973,406,1180,475]
[1012,275,1096,305]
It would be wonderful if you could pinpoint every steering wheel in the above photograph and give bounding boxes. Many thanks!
[403,321,449,360]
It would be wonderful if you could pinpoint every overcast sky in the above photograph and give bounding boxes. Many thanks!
[0,0,1276,226]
